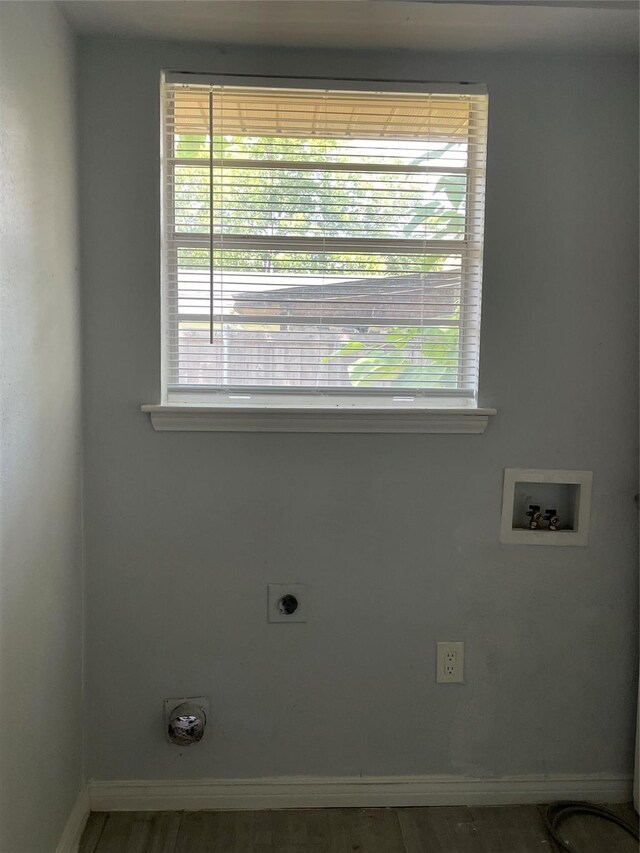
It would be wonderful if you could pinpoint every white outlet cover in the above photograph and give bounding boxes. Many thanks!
[163,695,210,743]
[436,641,464,684]
[267,583,307,623]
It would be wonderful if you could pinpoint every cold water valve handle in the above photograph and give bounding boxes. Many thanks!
[543,509,560,531]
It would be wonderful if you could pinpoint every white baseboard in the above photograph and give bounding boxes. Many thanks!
[55,787,90,853]
[89,773,633,812]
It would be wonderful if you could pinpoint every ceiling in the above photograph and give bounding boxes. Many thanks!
[58,0,639,53]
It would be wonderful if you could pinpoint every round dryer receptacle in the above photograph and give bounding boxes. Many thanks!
[278,594,299,615]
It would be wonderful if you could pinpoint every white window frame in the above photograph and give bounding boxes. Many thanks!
[143,72,495,433]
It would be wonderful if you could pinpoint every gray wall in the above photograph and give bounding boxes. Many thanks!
[78,38,639,782]
[0,3,83,850]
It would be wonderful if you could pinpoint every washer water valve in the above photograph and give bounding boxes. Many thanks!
[543,509,560,531]
[526,504,542,529]
[165,698,208,746]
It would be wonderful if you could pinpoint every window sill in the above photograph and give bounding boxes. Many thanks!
[141,403,496,434]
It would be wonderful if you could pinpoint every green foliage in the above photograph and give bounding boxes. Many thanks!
[327,325,460,389]
[173,131,465,248]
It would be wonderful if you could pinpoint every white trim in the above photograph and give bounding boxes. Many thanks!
[89,773,632,812]
[55,787,90,853]
[141,404,496,434]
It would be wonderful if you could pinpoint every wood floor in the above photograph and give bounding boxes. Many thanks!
[80,803,638,852]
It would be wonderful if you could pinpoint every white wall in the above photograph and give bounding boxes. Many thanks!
[0,4,83,850]
[78,39,639,783]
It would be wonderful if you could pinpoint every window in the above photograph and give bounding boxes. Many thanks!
[154,74,491,430]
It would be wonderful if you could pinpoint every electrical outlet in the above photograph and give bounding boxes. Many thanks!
[436,641,464,683]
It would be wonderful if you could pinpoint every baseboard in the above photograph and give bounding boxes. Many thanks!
[89,773,633,812]
[55,787,90,853]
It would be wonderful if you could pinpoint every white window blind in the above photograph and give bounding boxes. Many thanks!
[161,76,488,404]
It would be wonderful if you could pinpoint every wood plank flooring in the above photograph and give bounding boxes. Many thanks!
[80,803,639,853]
